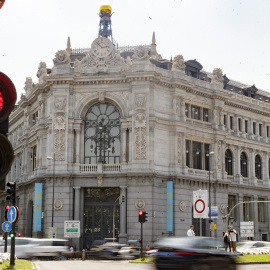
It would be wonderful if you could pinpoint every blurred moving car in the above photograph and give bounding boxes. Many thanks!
[237,241,270,254]
[155,237,237,270]
[0,237,69,258]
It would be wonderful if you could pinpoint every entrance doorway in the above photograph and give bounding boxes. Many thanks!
[83,187,120,249]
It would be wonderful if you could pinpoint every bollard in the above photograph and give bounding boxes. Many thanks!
[82,249,86,261]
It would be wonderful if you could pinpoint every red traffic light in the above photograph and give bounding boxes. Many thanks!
[0,72,17,123]
[139,211,143,215]
[0,1,5,10]
[18,233,21,237]
[5,205,9,210]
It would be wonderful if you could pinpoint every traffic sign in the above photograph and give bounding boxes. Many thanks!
[2,221,12,232]
[7,206,17,223]
[193,190,208,218]
[64,220,80,238]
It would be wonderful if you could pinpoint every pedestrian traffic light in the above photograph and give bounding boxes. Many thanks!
[4,205,9,220]
[0,72,16,181]
[6,182,16,203]
[143,212,148,223]
[138,210,143,223]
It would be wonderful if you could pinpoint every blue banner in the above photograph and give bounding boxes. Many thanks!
[166,181,173,232]
[33,183,43,231]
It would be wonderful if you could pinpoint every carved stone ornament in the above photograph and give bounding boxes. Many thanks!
[53,50,70,65]
[172,55,186,72]
[135,113,147,160]
[24,77,33,92]
[135,199,145,210]
[212,68,224,84]
[54,200,63,210]
[132,46,149,61]
[179,201,186,212]
[220,204,226,214]
[54,116,65,161]
[97,176,103,187]
[55,98,66,113]
[37,62,47,78]
[135,94,146,108]
[74,37,130,74]
[135,113,146,128]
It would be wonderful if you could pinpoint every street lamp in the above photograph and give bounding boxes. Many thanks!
[206,151,214,237]
[47,153,55,227]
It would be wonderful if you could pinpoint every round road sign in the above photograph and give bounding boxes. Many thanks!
[194,199,205,214]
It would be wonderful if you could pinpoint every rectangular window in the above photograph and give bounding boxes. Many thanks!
[186,140,190,167]
[228,195,236,221]
[203,108,209,122]
[185,104,189,117]
[258,198,265,222]
[245,120,248,133]
[230,116,233,130]
[191,105,200,120]
[267,126,269,138]
[253,122,256,135]
[224,115,227,127]
[243,196,251,221]
[259,124,262,136]
[31,145,37,171]
[238,118,242,131]
[192,141,202,169]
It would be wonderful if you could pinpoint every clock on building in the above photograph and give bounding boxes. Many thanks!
[91,37,113,58]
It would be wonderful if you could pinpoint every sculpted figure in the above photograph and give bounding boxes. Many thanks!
[212,68,223,83]
[172,55,186,71]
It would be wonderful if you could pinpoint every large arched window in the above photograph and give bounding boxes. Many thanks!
[255,155,262,179]
[84,102,121,164]
[240,152,248,177]
[225,149,233,175]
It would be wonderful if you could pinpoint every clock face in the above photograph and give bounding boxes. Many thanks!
[91,37,113,57]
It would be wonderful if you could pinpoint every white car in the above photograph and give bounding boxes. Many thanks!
[0,237,69,258]
[237,241,270,254]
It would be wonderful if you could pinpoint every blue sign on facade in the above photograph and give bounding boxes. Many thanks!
[166,181,173,232]
[7,206,17,223]
[2,221,12,232]
[33,183,43,231]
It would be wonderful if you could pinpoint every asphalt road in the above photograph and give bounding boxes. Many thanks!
[34,260,270,270]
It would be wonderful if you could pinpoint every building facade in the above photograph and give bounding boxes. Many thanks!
[2,9,270,248]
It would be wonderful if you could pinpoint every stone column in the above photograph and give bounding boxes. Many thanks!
[219,110,224,130]
[128,127,133,162]
[73,187,81,249]
[75,128,81,163]
[119,186,127,244]
[121,128,127,162]
[253,195,259,239]
[74,187,81,220]
[250,149,255,184]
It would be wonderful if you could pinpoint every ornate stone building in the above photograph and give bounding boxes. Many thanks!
[2,7,270,248]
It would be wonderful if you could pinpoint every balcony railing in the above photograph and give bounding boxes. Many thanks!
[79,164,121,172]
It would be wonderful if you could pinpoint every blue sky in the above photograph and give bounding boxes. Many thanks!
[0,0,269,99]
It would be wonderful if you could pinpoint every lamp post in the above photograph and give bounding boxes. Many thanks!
[206,151,214,237]
[47,153,55,227]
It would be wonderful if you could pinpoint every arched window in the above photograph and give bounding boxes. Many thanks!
[240,152,248,177]
[225,149,233,175]
[255,155,262,179]
[84,102,121,164]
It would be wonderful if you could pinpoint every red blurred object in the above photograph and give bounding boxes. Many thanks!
[5,205,9,210]
[0,0,5,10]
[139,211,143,215]
[176,250,195,257]
[18,233,21,237]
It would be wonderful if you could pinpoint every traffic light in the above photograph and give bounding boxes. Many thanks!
[0,1,5,10]
[9,231,15,238]
[143,212,148,223]
[18,233,21,237]
[6,182,16,203]
[0,72,17,181]
[4,205,9,220]
[138,210,143,223]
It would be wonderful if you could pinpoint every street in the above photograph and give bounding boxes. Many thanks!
[34,260,270,270]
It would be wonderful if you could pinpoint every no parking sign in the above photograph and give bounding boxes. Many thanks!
[193,190,208,218]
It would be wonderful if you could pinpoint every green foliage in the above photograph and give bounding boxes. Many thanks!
[236,254,270,262]
[0,259,34,269]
